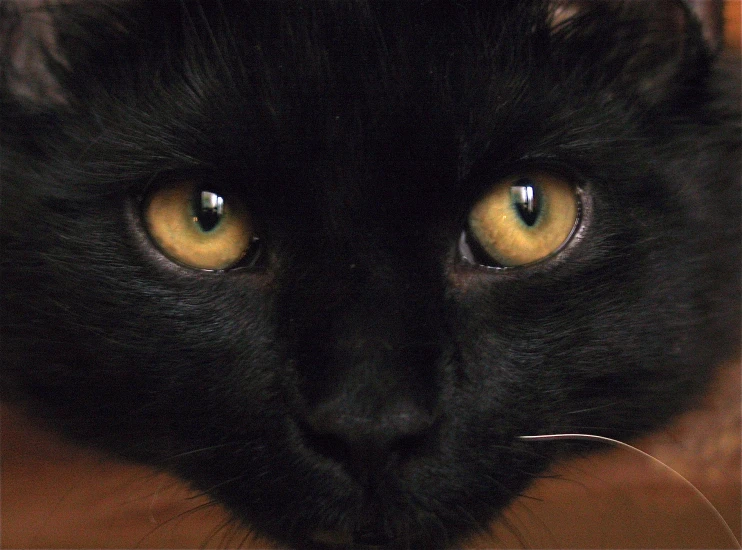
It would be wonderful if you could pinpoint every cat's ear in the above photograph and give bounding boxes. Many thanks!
[0,1,68,107]
[0,1,133,109]
[685,0,726,54]
[550,0,723,108]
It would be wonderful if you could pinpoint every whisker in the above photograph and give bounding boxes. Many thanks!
[160,441,241,463]
[565,402,621,415]
[137,500,219,547]
[510,494,558,546]
[518,433,741,548]
[490,511,529,549]
[199,516,238,550]
[186,472,250,501]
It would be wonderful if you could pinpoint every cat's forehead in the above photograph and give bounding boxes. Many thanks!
[24,0,703,206]
[177,3,538,126]
[112,2,559,178]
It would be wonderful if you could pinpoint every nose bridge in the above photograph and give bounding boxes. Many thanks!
[302,283,440,470]
[282,236,444,472]
[292,254,441,416]
[323,271,432,397]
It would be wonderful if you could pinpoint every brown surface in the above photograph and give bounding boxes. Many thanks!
[2,362,739,549]
[469,362,742,549]
[726,0,741,50]
[0,405,268,548]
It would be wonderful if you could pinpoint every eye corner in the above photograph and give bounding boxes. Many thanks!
[456,230,507,271]
[221,235,266,272]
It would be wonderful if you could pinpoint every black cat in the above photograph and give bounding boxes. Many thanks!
[1,1,739,548]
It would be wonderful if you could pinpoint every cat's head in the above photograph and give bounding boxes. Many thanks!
[1,1,739,548]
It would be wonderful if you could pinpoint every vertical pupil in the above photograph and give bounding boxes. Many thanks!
[194,190,224,232]
[511,179,540,226]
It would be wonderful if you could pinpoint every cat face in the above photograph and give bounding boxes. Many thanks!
[1,1,739,548]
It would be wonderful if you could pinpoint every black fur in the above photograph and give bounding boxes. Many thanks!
[1,1,739,548]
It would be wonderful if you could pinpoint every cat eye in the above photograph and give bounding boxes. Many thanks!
[463,171,579,268]
[143,179,258,270]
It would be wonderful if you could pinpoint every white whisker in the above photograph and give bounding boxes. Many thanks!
[518,433,741,548]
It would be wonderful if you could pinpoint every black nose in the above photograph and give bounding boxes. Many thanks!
[305,398,435,474]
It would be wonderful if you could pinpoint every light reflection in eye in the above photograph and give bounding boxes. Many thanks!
[510,181,539,227]
[201,191,224,215]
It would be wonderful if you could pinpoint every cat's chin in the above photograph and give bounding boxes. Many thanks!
[304,527,420,550]
[305,530,411,550]
[191,430,543,550]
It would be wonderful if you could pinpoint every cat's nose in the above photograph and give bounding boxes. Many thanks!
[305,398,435,473]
